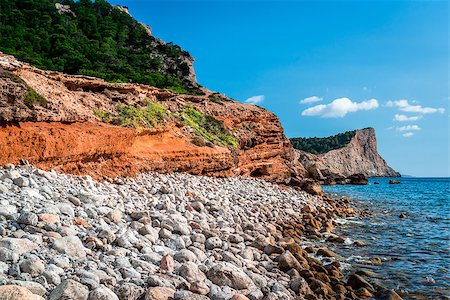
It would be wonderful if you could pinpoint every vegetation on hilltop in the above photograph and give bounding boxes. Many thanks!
[0,0,201,94]
[290,130,357,154]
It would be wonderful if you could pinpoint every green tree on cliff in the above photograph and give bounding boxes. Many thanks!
[0,0,200,94]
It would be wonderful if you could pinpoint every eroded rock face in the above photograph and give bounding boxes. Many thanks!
[0,53,305,182]
[296,128,400,179]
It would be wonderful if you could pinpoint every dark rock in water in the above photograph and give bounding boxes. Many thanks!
[304,246,316,253]
[398,213,407,219]
[317,248,338,258]
[375,288,403,300]
[335,177,348,185]
[326,235,345,243]
[374,181,380,184]
[347,174,369,185]
[354,240,368,246]
[323,177,336,186]
[347,274,374,292]
[389,180,401,184]
[356,287,373,297]
[356,269,382,278]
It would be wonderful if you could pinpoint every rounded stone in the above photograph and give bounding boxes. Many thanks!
[18,212,38,226]
[19,258,45,277]
[88,287,119,300]
[0,285,44,300]
[205,237,222,250]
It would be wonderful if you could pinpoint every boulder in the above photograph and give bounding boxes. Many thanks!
[178,262,206,282]
[289,276,313,294]
[114,283,144,300]
[53,236,86,258]
[347,174,368,185]
[375,289,403,300]
[88,287,119,300]
[8,281,46,297]
[206,262,254,290]
[278,251,302,271]
[317,248,338,258]
[286,178,323,196]
[0,238,39,255]
[159,254,174,273]
[347,274,374,292]
[48,279,89,300]
[0,285,44,300]
[144,287,175,300]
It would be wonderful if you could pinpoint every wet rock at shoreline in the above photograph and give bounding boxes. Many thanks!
[347,174,369,185]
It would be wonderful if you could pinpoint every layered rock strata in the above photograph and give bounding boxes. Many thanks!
[0,53,305,182]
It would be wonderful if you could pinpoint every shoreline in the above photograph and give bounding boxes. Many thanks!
[0,165,402,300]
[323,179,450,300]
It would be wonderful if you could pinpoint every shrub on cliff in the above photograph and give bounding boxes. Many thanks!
[290,130,356,154]
[0,69,47,108]
[178,108,238,148]
[0,0,201,94]
[24,90,47,108]
[117,101,168,129]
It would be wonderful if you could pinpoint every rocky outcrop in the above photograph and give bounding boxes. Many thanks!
[296,128,400,179]
[0,53,305,182]
[55,3,76,17]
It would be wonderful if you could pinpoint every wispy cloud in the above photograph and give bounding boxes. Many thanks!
[402,132,414,137]
[301,97,379,118]
[387,100,445,114]
[393,114,423,122]
[300,96,323,104]
[245,95,264,105]
[397,125,421,132]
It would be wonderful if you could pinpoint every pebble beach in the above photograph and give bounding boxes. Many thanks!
[0,165,401,300]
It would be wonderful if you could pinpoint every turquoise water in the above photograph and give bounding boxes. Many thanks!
[323,177,450,300]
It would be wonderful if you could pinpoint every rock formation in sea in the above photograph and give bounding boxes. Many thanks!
[292,128,400,180]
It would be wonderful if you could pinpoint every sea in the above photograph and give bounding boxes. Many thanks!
[322,177,450,300]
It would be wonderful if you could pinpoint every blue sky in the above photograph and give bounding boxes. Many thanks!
[111,0,449,177]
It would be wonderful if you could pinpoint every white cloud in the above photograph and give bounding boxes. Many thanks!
[300,96,323,104]
[387,100,445,114]
[244,95,264,105]
[301,97,379,118]
[402,132,414,137]
[397,125,421,132]
[393,114,423,122]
